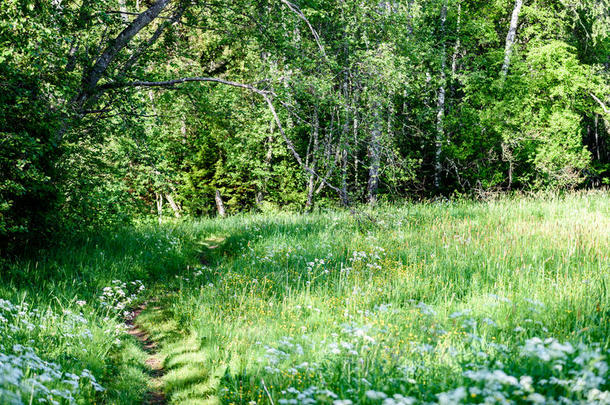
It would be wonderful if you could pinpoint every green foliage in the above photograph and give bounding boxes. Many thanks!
[0,0,134,251]
[1,0,609,239]
[0,221,205,403]
[488,41,598,189]
[0,63,58,253]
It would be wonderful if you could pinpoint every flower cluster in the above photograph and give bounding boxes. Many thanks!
[429,336,610,404]
[262,295,610,405]
[278,386,339,405]
[0,299,99,351]
[99,279,145,319]
[0,344,104,405]
[349,246,385,271]
[0,296,128,404]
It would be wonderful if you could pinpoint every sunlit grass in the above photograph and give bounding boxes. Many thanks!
[1,191,608,404]
[0,224,198,403]
[136,191,610,404]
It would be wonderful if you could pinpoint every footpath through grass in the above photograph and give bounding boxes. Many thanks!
[1,192,609,404]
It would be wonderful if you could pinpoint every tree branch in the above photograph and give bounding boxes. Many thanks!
[103,75,342,196]
[590,92,610,115]
[279,0,328,61]
[76,0,172,105]
[101,77,273,96]
[103,10,172,18]
[260,94,342,195]
[121,4,185,74]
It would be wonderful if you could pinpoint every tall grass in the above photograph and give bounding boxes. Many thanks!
[1,192,609,404]
[0,223,202,403]
[142,192,610,404]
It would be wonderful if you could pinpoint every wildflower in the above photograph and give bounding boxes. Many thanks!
[520,376,534,392]
[588,389,610,402]
[489,293,511,303]
[449,309,472,319]
[415,302,436,316]
[383,394,416,405]
[437,387,466,404]
[526,393,545,403]
[365,390,387,400]
[522,338,574,361]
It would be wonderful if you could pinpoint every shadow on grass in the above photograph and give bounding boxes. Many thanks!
[136,295,226,405]
[0,224,202,305]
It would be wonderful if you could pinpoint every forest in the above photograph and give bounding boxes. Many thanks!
[1,0,609,248]
[1,0,610,404]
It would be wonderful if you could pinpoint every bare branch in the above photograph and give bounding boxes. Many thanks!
[104,75,342,196]
[261,94,342,195]
[102,77,273,96]
[590,92,610,115]
[279,0,328,61]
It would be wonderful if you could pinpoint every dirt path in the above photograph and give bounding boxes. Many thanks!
[126,303,167,405]
[123,239,225,404]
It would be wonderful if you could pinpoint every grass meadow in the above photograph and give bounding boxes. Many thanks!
[1,192,609,404]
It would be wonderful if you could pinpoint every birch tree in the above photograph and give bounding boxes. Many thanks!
[501,0,524,77]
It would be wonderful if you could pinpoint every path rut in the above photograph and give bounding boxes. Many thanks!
[126,303,167,405]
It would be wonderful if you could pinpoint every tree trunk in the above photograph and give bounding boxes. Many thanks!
[257,119,275,206]
[181,118,187,143]
[499,0,524,186]
[434,0,448,190]
[155,192,163,224]
[502,142,515,190]
[305,109,319,211]
[119,0,129,22]
[501,0,523,78]
[215,189,226,218]
[65,40,79,72]
[595,114,601,160]
[165,194,181,218]
[305,173,315,210]
[353,113,359,192]
[367,104,382,204]
[451,1,461,77]
[340,76,351,207]
[340,148,350,207]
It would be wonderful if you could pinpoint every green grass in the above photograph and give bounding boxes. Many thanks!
[1,192,609,404]
[0,224,199,403]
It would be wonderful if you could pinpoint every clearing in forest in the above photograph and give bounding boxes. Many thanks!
[1,193,609,404]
